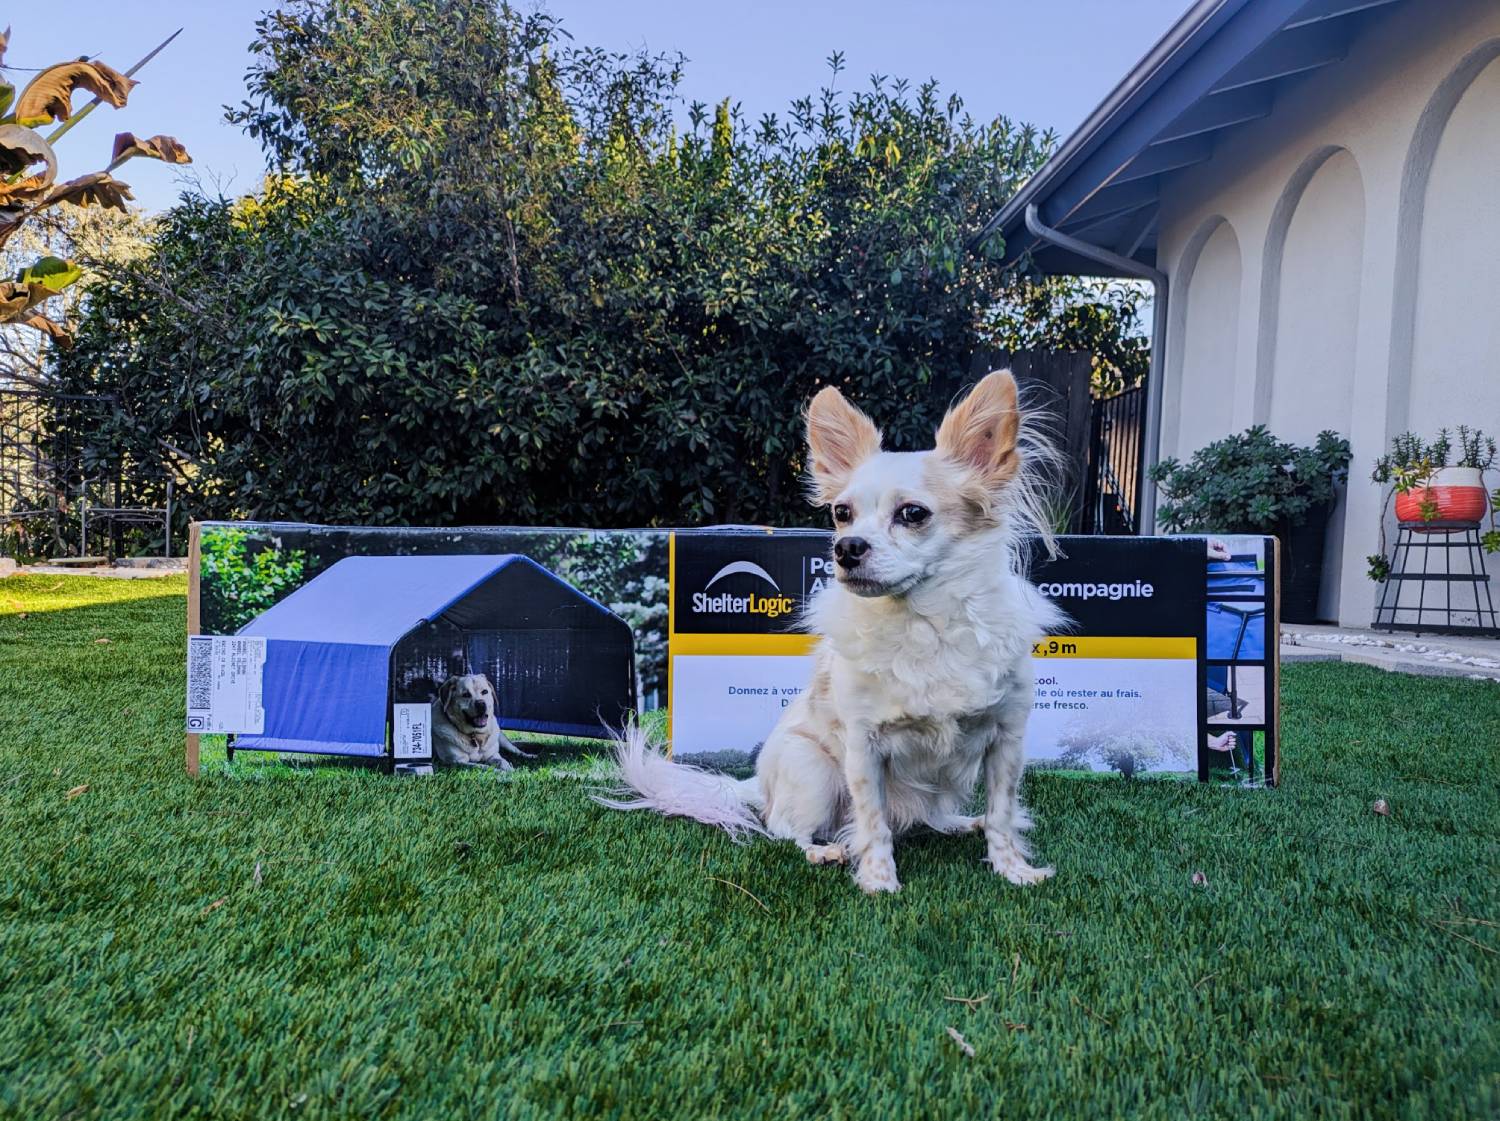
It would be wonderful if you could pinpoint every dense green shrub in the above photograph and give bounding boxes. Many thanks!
[199,525,308,632]
[1150,426,1352,534]
[51,0,1144,530]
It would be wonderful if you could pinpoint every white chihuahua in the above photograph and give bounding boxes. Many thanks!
[601,370,1066,894]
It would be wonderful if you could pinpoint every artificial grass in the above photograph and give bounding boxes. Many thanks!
[1,573,1496,1120]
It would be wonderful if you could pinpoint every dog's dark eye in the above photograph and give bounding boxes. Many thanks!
[896,503,931,526]
[832,504,852,525]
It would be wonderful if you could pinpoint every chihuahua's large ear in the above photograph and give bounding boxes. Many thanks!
[806,385,881,503]
[935,370,1021,489]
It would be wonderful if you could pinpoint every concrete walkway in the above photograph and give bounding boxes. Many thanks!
[1282,623,1500,682]
[2,558,188,579]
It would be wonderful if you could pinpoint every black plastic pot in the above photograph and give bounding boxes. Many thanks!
[1275,503,1331,624]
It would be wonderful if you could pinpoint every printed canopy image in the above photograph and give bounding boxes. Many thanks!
[235,554,636,756]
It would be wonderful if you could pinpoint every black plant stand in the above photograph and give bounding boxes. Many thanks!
[1372,520,1499,636]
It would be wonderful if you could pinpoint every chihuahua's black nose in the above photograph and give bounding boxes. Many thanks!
[834,536,869,570]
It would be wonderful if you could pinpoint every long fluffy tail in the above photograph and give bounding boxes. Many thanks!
[592,727,765,840]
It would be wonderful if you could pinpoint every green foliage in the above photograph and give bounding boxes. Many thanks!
[1150,426,1352,534]
[1373,427,1497,487]
[199,526,308,632]
[1372,431,1448,492]
[2,576,1498,1119]
[980,276,1150,396]
[1453,426,1498,471]
[44,0,1147,530]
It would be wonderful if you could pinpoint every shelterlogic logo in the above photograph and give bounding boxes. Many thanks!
[691,561,797,619]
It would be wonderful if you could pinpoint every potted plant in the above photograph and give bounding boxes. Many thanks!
[1367,427,1499,582]
[1149,426,1352,623]
[1371,427,1494,526]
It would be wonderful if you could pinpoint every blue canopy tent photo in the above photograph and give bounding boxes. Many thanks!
[233,554,637,760]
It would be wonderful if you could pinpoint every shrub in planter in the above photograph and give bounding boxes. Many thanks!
[1150,426,1351,622]
[1366,426,1499,581]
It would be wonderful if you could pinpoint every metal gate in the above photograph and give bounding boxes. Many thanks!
[0,387,174,559]
[1080,383,1144,535]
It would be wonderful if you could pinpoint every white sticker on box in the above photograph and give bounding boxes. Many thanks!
[393,703,432,759]
[185,635,266,734]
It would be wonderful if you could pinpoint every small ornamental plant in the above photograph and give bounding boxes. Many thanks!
[1367,426,1498,581]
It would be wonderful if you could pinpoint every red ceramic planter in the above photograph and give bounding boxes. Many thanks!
[1394,466,1488,526]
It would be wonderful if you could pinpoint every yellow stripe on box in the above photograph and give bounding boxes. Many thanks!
[670,632,821,657]
[1032,636,1196,659]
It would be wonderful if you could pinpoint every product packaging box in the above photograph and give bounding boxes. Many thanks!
[186,522,1278,785]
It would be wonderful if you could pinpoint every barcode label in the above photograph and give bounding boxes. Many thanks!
[188,638,213,710]
[185,636,266,734]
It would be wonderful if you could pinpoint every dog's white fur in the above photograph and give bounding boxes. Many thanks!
[599,371,1066,893]
[432,673,534,770]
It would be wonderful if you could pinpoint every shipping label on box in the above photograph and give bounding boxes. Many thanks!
[186,635,267,734]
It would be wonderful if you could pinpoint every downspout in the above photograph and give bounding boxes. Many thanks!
[1024,203,1168,533]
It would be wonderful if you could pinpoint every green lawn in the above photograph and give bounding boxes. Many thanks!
[1,574,1496,1120]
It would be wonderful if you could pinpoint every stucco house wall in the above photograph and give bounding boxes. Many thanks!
[1156,0,1500,627]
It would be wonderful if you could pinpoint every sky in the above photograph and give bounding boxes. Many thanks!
[4,0,1189,214]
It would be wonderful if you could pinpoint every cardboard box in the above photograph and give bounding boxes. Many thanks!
[186,521,1278,785]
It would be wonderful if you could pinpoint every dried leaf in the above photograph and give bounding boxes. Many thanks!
[201,897,226,915]
[0,176,50,206]
[94,637,111,645]
[0,283,28,319]
[945,1026,975,1057]
[0,279,64,320]
[14,59,137,127]
[0,26,9,68]
[1372,799,1390,817]
[17,314,72,347]
[111,132,191,166]
[942,993,991,1008]
[0,211,24,253]
[65,783,89,799]
[0,123,59,182]
[44,172,135,213]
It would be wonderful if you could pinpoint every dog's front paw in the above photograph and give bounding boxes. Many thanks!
[997,860,1055,886]
[855,854,901,894]
[984,840,1056,888]
[804,843,847,866]
[986,843,1054,886]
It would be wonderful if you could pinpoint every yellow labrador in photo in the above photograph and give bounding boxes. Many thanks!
[432,673,535,770]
